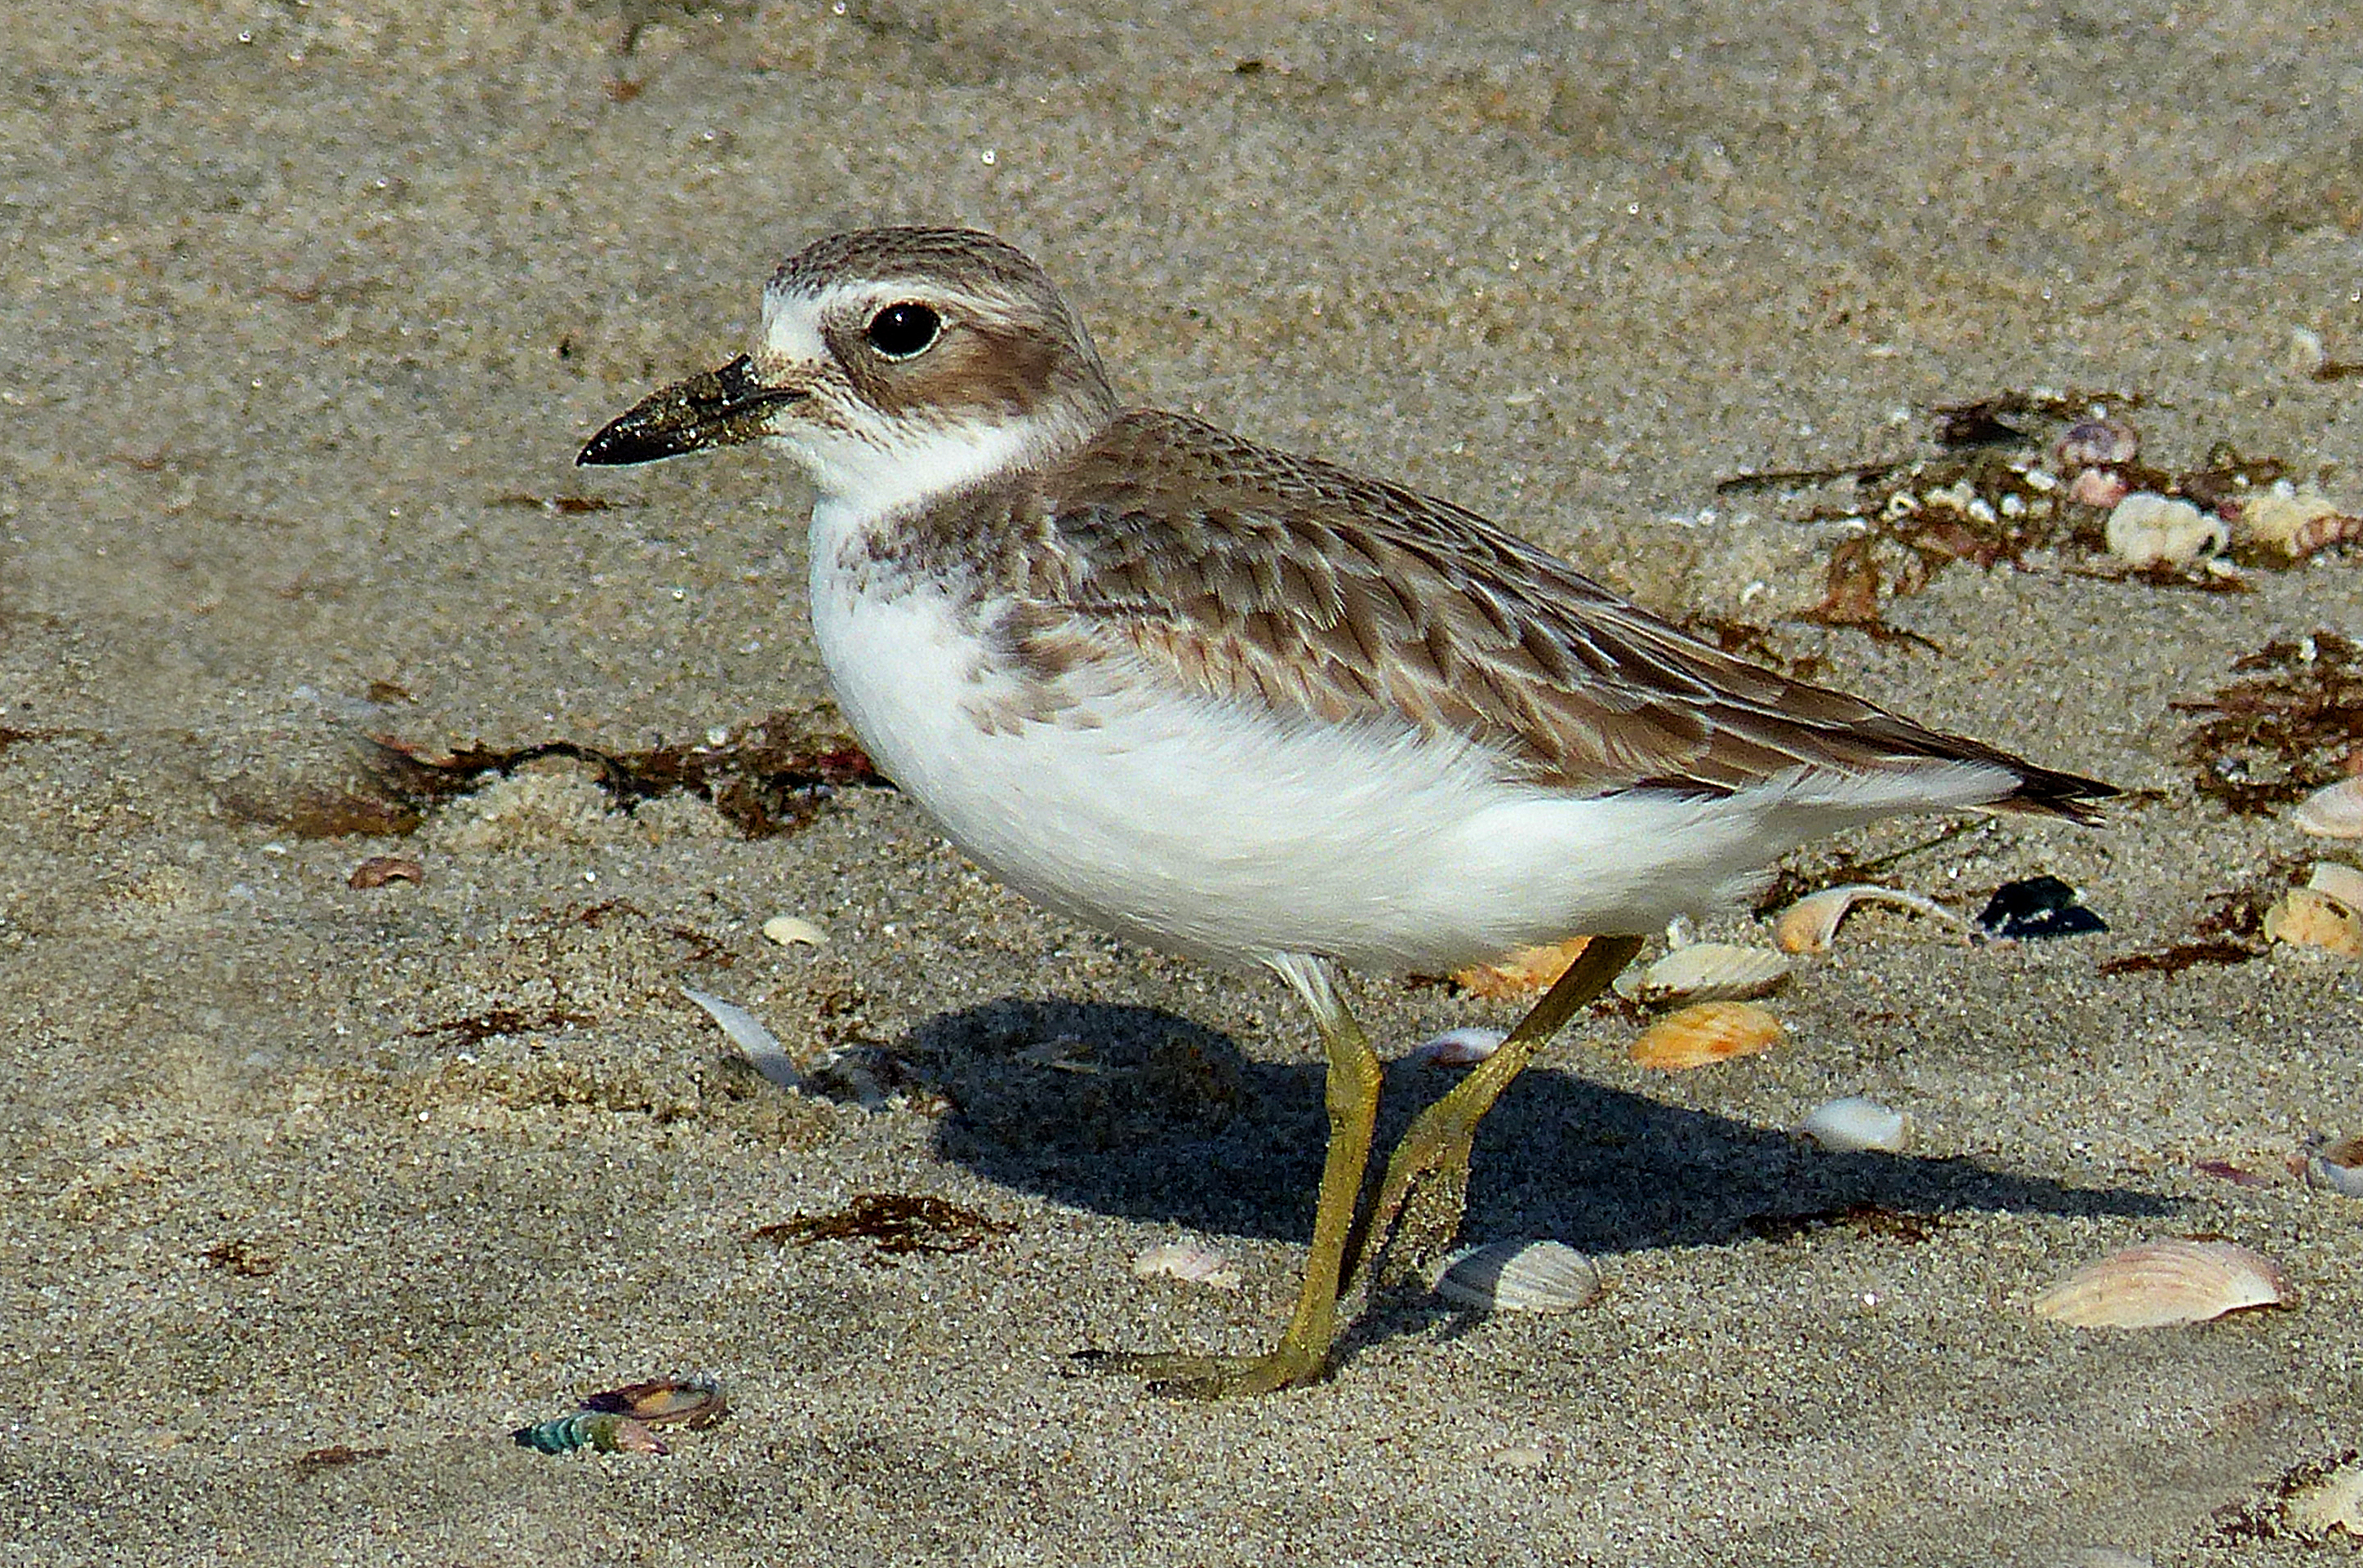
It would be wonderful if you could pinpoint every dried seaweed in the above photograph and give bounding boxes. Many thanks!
[753,1193,1013,1259]
[2173,632,2363,815]
[411,1006,596,1047]
[2097,872,2289,976]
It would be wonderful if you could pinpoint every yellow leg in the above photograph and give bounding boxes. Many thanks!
[1347,934,1645,1290]
[1080,953,1380,1397]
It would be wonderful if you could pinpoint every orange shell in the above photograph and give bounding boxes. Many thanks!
[1453,935,1592,998]
[1628,1001,1785,1071]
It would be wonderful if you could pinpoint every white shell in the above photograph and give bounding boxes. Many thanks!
[2030,1239,2290,1329]
[2104,491,2227,568]
[762,914,829,948]
[1613,942,1792,1005]
[2235,482,2348,559]
[1436,1240,1601,1314]
[681,987,802,1091]
[2303,1134,2363,1197]
[2263,886,2363,957]
[1132,1242,1241,1290]
[1772,883,1968,953]
[2293,776,2363,839]
[1408,1025,1508,1067]
[1796,1095,1912,1153]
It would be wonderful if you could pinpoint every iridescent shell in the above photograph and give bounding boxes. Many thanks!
[1613,943,1792,1005]
[1796,1095,1912,1153]
[1436,1240,1600,1313]
[1772,884,1967,953]
[580,1375,728,1430]
[2030,1239,2290,1329]
[1628,1002,1784,1071]
[513,1412,667,1455]
[2263,886,2363,958]
[2293,777,2363,840]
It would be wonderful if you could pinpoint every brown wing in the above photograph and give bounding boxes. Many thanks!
[1008,410,2109,819]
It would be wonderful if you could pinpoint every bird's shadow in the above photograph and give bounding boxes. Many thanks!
[914,996,2170,1263]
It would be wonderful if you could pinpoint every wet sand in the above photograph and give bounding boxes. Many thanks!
[6,4,2362,1563]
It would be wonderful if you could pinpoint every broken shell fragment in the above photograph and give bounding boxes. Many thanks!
[1613,942,1792,1006]
[682,987,803,1091]
[1773,884,1968,953]
[2307,860,2363,909]
[2106,492,2228,568]
[2292,776,2363,840]
[2030,1239,2290,1329]
[1409,1025,1508,1067]
[2285,1457,2363,1540]
[2064,467,2131,510]
[348,855,424,889]
[1436,1240,1601,1314]
[2262,886,2363,957]
[1628,1001,1784,1071]
[1132,1241,1242,1290]
[762,914,829,948]
[1796,1095,1912,1153]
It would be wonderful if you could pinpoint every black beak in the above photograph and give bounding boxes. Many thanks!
[575,354,808,467]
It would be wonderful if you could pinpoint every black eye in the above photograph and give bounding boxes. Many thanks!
[865,302,940,359]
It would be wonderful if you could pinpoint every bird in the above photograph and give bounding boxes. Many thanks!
[577,225,2112,1396]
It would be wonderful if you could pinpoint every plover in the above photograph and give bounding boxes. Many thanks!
[579,226,2111,1395]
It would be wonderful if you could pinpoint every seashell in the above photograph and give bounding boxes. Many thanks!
[513,1411,668,1455]
[2290,326,2331,380]
[2285,1457,2363,1539]
[2301,1134,2363,1197]
[682,987,802,1091]
[2065,467,2131,509]
[1796,1095,1912,1153]
[2029,1239,2290,1329]
[2262,886,2363,957]
[1132,1241,1242,1290]
[2292,775,2363,839]
[2105,491,2227,568]
[1613,942,1792,1005]
[2233,482,2363,562]
[1408,1025,1508,1067]
[1452,935,1594,998]
[1628,1001,1784,1071]
[580,1375,728,1430]
[348,855,424,889]
[1772,883,1968,953]
[2053,416,2140,473]
[1436,1239,1601,1313]
[762,914,829,948]
[2307,860,2363,909]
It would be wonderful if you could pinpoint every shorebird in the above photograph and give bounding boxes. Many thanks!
[578,226,2110,1395]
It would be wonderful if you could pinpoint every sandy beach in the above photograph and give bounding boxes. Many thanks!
[7,4,2363,1563]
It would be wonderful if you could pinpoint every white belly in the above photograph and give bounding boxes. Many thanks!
[806,531,2009,973]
